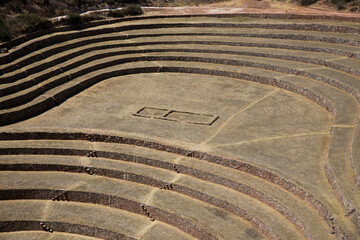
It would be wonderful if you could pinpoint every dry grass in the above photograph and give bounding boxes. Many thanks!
[1,15,360,240]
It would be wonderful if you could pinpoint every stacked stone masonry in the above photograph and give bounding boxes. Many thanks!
[1,13,360,240]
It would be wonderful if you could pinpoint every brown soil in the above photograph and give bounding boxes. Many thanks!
[143,0,360,18]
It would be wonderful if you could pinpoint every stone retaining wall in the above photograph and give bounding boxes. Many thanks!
[0,189,217,240]
[0,220,135,239]
[0,163,280,240]
[3,55,346,111]
[3,38,359,86]
[1,21,360,66]
[1,12,360,52]
[1,14,359,239]
[0,66,336,126]
[0,132,347,239]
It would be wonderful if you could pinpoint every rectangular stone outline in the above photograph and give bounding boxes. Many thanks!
[132,107,219,126]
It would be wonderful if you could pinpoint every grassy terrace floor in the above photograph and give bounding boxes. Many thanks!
[0,13,360,240]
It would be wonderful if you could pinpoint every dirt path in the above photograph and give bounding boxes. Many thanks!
[143,0,360,18]
[50,0,359,22]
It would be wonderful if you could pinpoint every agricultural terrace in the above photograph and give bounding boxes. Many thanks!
[0,9,360,240]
